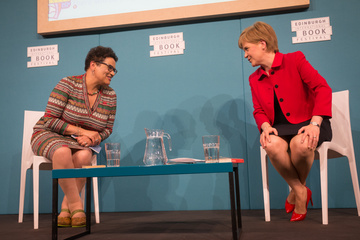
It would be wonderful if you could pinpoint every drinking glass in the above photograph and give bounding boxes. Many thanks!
[105,143,121,167]
[202,135,220,163]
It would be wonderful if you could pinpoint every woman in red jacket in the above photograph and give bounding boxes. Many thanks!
[238,21,332,221]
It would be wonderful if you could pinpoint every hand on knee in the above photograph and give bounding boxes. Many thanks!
[290,137,314,157]
[264,137,289,159]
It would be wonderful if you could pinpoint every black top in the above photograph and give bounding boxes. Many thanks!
[272,91,332,146]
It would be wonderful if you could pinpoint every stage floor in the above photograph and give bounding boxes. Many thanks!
[2,209,360,240]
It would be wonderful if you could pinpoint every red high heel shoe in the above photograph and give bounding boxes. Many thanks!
[285,199,295,213]
[290,186,313,222]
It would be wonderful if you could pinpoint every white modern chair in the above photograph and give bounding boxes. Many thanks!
[260,90,360,224]
[18,110,100,229]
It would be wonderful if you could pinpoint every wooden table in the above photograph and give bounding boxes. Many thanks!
[52,162,242,240]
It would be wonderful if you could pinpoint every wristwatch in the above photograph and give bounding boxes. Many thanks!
[310,121,320,127]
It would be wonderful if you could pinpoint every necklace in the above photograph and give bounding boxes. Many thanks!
[87,89,99,96]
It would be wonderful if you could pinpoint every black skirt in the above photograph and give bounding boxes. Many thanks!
[272,92,332,147]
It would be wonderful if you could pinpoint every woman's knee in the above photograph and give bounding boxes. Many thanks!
[265,136,289,158]
[52,147,73,168]
[73,150,92,168]
[290,135,313,156]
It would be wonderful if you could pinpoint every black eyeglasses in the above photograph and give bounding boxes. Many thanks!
[95,61,118,75]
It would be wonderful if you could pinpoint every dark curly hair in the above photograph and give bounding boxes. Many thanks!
[84,46,118,71]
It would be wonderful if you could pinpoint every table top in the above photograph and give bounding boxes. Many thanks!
[52,162,238,179]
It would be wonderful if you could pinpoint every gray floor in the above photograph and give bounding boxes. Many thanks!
[2,208,360,240]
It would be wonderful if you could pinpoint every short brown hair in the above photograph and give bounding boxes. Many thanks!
[238,21,279,53]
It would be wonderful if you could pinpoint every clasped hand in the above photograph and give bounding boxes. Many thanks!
[76,130,101,147]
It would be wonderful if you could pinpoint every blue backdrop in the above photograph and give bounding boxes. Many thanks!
[1,0,360,215]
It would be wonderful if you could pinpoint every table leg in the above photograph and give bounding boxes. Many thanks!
[86,177,91,234]
[52,178,58,240]
[228,172,238,240]
[234,167,242,229]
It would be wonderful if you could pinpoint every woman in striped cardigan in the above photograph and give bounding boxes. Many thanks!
[31,46,118,227]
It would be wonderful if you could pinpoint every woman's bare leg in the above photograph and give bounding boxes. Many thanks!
[289,134,315,214]
[290,134,315,184]
[72,149,92,200]
[264,135,305,208]
[52,148,91,217]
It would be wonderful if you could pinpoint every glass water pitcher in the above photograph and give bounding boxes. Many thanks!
[143,128,172,165]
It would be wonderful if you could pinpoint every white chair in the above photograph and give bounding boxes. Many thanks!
[260,90,360,224]
[18,110,100,229]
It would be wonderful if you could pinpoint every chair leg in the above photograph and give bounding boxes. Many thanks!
[90,155,100,223]
[33,162,40,229]
[80,177,100,223]
[81,185,85,206]
[347,150,360,216]
[319,148,329,225]
[93,177,100,223]
[18,167,27,223]
[261,147,271,222]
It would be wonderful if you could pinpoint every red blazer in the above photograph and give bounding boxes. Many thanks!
[249,51,332,132]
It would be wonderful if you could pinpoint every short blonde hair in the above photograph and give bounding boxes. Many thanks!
[238,21,279,53]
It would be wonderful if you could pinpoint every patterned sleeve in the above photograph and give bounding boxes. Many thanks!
[36,77,74,135]
[98,90,117,141]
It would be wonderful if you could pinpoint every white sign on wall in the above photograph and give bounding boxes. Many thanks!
[291,17,332,44]
[150,32,185,57]
[27,44,59,68]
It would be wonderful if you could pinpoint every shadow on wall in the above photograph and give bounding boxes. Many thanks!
[98,94,250,212]
[212,95,250,209]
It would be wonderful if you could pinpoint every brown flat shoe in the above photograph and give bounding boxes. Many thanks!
[58,209,71,227]
[71,209,86,228]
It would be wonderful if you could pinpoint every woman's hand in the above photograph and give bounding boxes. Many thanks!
[298,124,320,150]
[76,135,93,147]
[80,129,102,146]
[84,130,102,146]
[260,124,278,149]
